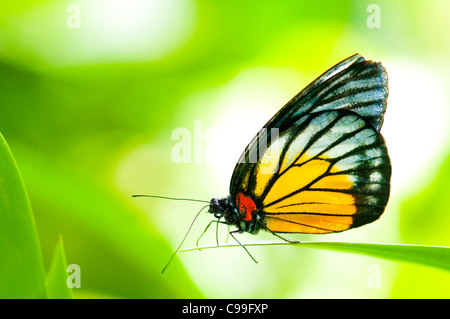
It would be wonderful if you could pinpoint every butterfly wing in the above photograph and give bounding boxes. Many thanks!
[231,54,388,186]
[264,53,388,132]
[230,54,390,233]
[265,110,390,233]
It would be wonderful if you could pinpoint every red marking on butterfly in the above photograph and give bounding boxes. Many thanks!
[236,192,257,222]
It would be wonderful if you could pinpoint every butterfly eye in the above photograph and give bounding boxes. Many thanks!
[209,198,223,215]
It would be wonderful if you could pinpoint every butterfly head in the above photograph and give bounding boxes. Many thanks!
[209,195,262,234]
[209,196,233,218]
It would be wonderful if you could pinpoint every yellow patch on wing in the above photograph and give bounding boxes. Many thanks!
[266,202,356,215]
[254,134,288,197]
[266,190,354,208]
[262,157,357,234]
[263,159,330,206]
[240,169,251,193]
[266,214,353,233]
[311,173,353,190]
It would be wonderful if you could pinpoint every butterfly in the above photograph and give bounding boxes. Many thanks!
[209,53,390,244]
[135,53,391,272]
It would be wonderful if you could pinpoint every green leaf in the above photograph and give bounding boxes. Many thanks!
[15,146,203,298]
[46,236,72,299]
[181,241,450,271]
[0,133,46,298]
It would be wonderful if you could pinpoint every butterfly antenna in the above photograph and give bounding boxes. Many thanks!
[132,194,210,204]
[161,204,209,274]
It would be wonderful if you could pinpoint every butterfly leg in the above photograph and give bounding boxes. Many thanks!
[196,220,228,248]
[271,232,301,244]
[196,220,215,248]
[229,229,258,264]
[215,218,220,246]
[259,221,301,244]
[225,224,231,243]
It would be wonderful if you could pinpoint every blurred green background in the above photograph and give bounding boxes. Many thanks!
[0,0,449,298]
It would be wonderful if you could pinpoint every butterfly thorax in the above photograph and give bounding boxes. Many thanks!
[209,195,262,235]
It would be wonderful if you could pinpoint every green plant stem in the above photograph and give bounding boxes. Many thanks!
[180,241,450,271]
